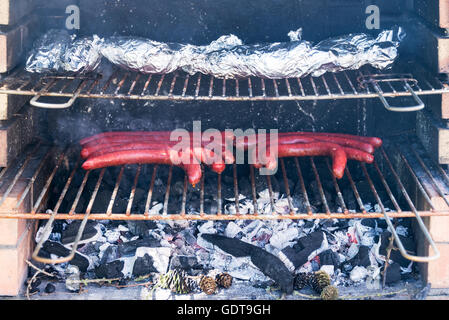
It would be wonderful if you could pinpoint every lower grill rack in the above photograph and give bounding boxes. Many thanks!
[1,137,448,263]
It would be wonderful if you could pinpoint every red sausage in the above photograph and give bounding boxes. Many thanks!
[251,142,347,179]
[85,143,227,174]
[235,134,374,154]
[235,135,316,150]
[278,132,382,148]
[82,137,235,163]
[341,147,374,163]
[82,149,202,185]
[80,131,234,146]
[277,143,347,179]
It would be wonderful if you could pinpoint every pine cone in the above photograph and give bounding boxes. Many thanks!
[158,269,193,294]
[199,276,217,295]
[215,273,233,289]
[314,270,331,292]
[294,273,313,290]
[309,276,322,293]
[320,285,339,300]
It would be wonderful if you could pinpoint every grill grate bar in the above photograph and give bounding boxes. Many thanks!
[249,165,258,215]
[107,166,125,215]
[68,170,90,215]
[200,166,205,216]
[126,165,141,215]
[53,157,81,214]
[4,67,446,102]
[345,166,367,214]
[163,166,173,216]
[310,157,331,214]
[217,173,222,215]
[233,163,240,215]
[372,160,401,212]
[280,158,294,215]
[293,157,312,215]
[325,158,347,214]
[266,174,276,215]
[180,174,188,216]
[144,165,158,216]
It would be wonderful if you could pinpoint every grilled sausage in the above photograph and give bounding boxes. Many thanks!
[81,148,202,185]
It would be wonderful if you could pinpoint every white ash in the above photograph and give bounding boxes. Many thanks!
[350,266,369,282]
[320,265,335,276]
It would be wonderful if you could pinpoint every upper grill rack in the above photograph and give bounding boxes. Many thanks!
[0,65,448,109]
[1,138,449,263]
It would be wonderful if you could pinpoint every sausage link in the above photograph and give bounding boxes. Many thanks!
[82,149,202,185]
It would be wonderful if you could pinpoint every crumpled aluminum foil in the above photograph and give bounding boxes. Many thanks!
[99,34,243,74]
[26,29,103,73]
[26,26,405,79]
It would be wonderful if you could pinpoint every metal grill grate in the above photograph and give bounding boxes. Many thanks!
[0,65,447,109]
[1,137,448,263]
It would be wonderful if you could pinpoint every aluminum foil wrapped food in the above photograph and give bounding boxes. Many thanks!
[26,29,103,73]
[101,27,404,78]
[26,27,405,79]
[99,34,243,74]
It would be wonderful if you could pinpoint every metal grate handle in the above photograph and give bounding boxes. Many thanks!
[373,82,425,112]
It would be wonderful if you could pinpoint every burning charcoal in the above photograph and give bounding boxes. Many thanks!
[94,260,124,279]
[126,221,158,237]
[238,177,252,196]
[269,227,299,250]
[61,221,101,245]
[349,245,371,267]
[132,254,158,277]
[346,243,359,260]
[202,234,294,294]
[40,241,90,272]
[44,283,56,294]
[319,250,340,268]
[361,219,376,228]
[303,220,315,229]
[377,219,388,229]
[99,244,119,264]
[384,262,401,285]
[337,220,349,229]
[117,237,161,257]
[279,178,295,196]
[169,255,201,273]
[135,247,171,273]
[379,231,416,267]
[279,232,325,271]
[105,229,121,243]
[224,222,244,239]
[198,221,216,234]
